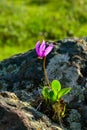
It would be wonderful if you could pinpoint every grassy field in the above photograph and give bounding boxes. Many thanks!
[0,0,87,60]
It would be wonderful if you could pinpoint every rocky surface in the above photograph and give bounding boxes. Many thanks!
[0,91,61,130]
[0,37,87,130]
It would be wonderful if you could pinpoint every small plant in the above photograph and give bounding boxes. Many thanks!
[42,80,71,103]
[35,40,71,128]
[42,79,71,127]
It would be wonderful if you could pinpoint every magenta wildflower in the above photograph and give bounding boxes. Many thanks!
[35,40,54,59]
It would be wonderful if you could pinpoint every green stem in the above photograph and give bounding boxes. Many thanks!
[43,57,50,87]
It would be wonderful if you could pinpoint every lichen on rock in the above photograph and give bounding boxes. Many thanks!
[67,109,81,130]
[0,38,87,130]
[46,53,84,102]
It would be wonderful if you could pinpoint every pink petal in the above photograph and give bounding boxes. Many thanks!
[37,51,43,58]
[35,41,40,55]
[39,40,46,56]
[40,40,46,51]
[44,44,54,56]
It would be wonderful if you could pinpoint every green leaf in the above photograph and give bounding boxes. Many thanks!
[51,80,61,94]
[48,90,57,102]
[58,87,72,100]
[42,86,49,100]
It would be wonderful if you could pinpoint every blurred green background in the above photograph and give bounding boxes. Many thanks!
[0,0,87,60]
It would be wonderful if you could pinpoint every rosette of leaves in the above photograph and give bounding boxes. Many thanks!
[42,80,71,119]
[42,80,71,103]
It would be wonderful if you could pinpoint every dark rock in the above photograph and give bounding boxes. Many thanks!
[0,91,62,130]
[0,37,87,130]
[0,38,87,91]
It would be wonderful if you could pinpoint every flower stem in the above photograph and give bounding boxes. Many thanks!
[43,57,50,87]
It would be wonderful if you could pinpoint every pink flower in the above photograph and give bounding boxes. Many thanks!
[35,40,54,59]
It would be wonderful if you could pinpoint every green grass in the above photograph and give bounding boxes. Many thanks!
[0,0,87,60]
